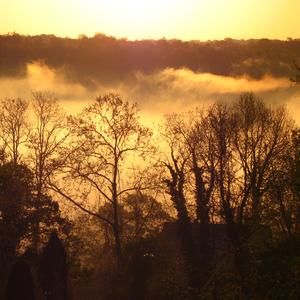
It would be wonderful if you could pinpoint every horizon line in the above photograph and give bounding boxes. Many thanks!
[1,31,300,43]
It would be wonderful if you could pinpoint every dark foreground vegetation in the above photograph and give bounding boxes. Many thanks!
[1,91,300,299]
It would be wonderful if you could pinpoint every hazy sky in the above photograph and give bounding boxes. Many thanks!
[1,0,299,40]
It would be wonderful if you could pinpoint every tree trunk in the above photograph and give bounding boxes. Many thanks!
[112,199,122,268]
[112,159,122,268]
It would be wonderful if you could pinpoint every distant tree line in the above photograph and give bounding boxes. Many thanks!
[1,33,300,87]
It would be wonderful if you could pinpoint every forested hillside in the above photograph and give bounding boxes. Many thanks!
[1,33,300,87]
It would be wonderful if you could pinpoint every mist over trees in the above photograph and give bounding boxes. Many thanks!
[1,33,300,88]
[1,91,300,299]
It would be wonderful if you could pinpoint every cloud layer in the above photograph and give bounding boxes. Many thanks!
[0,61,299,122]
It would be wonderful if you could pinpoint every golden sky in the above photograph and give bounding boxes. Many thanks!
[1,0,299,40]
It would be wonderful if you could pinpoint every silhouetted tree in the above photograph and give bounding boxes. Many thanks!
[0,164,32,298]
[0,98,28,165]
[123,192,172,241]
[27,92,69,250]
[161,115,201,288]
[163,112,216,225]
[0,161,71,267]
[207,103,236,227]
[95,192,172,248]
[50,93,153,267]
[290,129,300,205]
[232,93,292,225]
[268,128,300,236]
[0,163,34,257]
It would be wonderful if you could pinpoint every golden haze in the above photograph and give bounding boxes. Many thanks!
[1,0,300,40]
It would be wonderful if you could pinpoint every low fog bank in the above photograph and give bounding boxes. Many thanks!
[1,34,300,85]
[1,62,299,122]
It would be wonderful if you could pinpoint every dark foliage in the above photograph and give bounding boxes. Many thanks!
[38,232,68,300]
[248,236,300,299]
[0,90,300,299]
[5,259,35,300]
[0,34,300,88]
[0,163,34,257]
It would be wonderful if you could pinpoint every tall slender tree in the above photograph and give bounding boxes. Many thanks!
[50,93,153,266]
[27,91,69,249]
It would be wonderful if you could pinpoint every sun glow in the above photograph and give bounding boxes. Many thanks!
[76,0,181,39]
[104,0,176,20]
[1,0,300,40]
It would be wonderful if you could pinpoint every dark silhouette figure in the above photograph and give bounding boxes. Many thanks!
[38,232,68,300]
[5,259,35,300]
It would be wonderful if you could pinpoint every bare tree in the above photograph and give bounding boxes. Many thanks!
[162,111,216,225]
[161,112,216,288]
[161,114,191,226]
[49,93,153,265]
[27,91,69,249]
[0,98,29,165]
[204,95,294,296]
[189,111,216,225]
[232,93,293,225]
[207,103,236,227]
